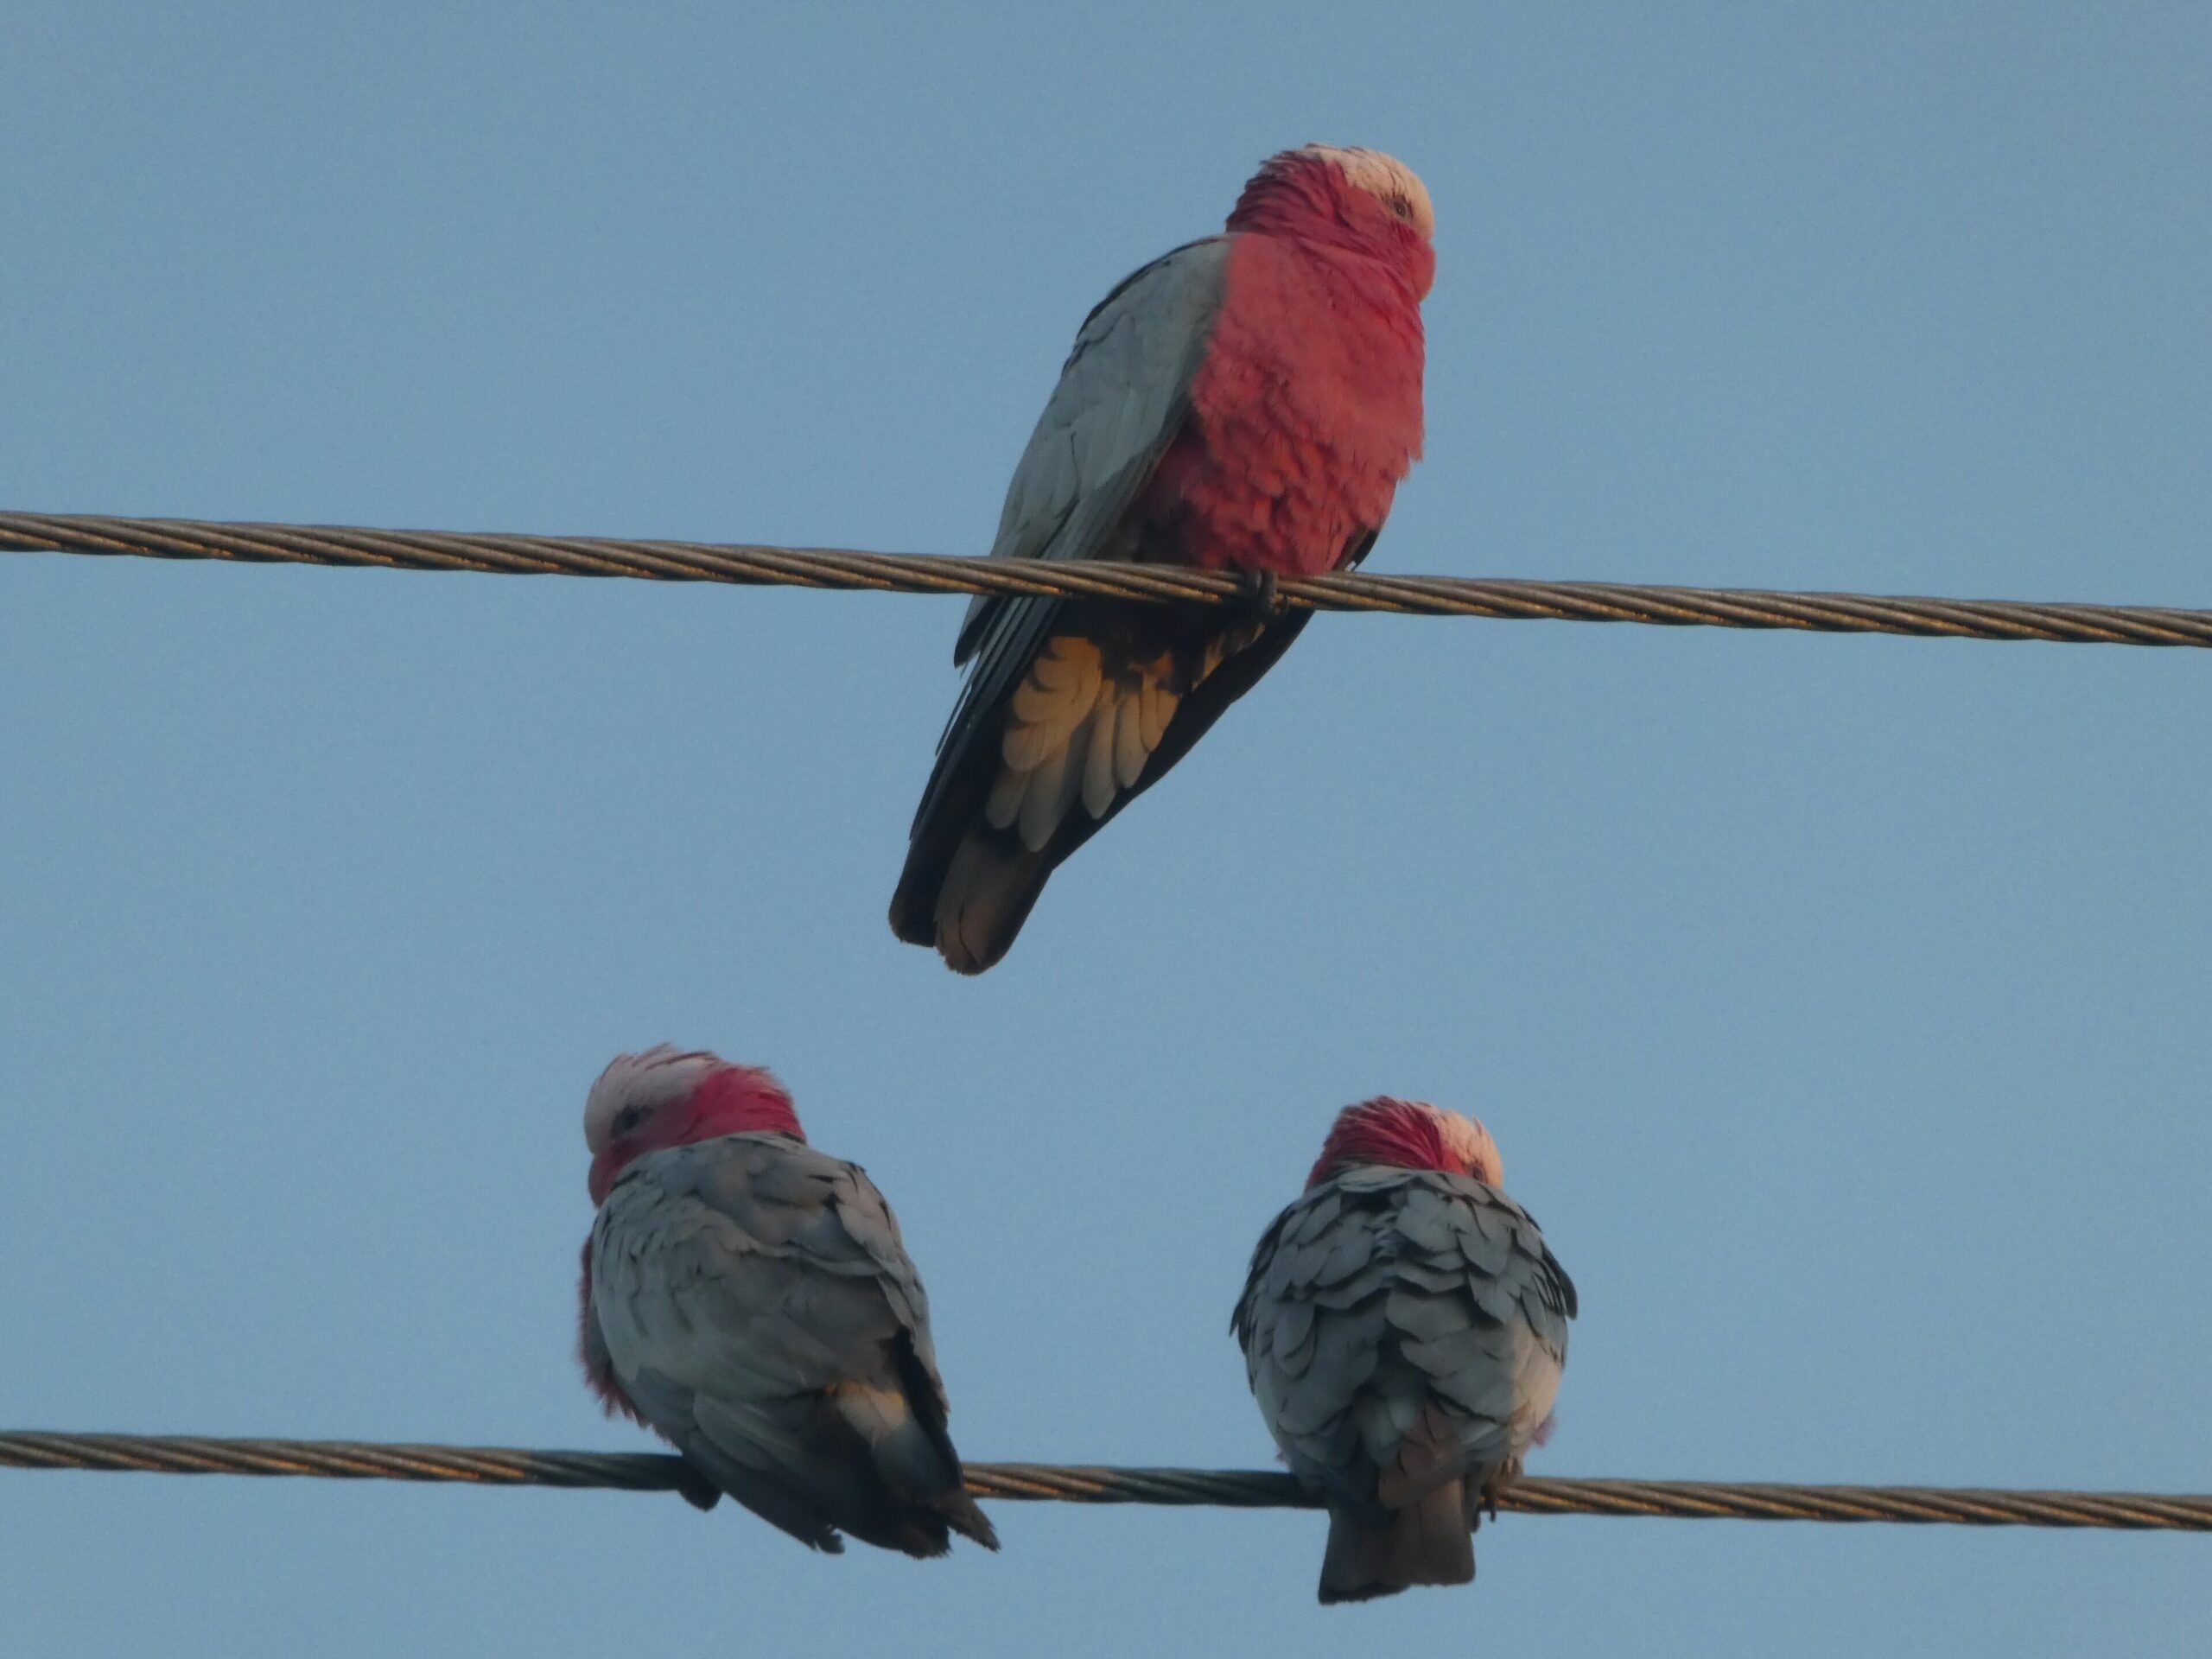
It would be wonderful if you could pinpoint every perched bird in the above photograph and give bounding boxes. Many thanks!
[1233,1098,1574,1605]
[892,143,1434,973]
[577,1046,998,1558]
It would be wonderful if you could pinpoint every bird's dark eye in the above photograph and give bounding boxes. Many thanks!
[612,1105,647,1137]
[1387,194,1414,222]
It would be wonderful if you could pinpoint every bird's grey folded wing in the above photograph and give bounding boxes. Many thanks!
[955,236,1229,657]
[589,1137,918,1412]
[1236,1170,1575,1498]
[1233,1180,1398,1501]
[1470,1185,1575,1363]
[591,1135,983,1552]
[818,1156,953,1409]
[921,238,1230,827]
[1395,1177,1574,1465]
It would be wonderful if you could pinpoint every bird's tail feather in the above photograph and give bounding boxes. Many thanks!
[830,1382,1001,1555]
[1318,1483,1475,1605]
[677,1428,845,1554]
[895,613,1209,974]
[924,833,1051,976]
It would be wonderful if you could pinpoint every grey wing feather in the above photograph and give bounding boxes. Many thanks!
[592,1139,895,1400]
[1467,1187,1576,1365]
[594,1136,936,1395]
[954,237,1228,660]
[916,239,1229,835]
[823,1158,950,1405]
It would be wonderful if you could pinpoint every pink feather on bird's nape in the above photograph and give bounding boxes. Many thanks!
[1143,144,1432,580]
[683,1064,804,1141]
[1306,1097,1502,1189]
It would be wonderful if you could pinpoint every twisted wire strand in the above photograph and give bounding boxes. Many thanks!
[5,511,2209,647]
[4,1432,2206,1529]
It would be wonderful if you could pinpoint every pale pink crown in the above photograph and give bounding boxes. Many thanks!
[582,1045,726,1154]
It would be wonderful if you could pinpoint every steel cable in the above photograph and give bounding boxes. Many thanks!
[4,1431,2207,1529]
[4,512,2209,647]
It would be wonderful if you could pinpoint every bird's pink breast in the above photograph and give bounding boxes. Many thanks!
[1146,232,1425,576]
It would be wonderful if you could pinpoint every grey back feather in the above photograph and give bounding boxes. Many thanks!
[1233,1166,1576,1510]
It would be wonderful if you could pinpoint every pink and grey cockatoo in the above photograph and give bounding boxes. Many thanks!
[891,144,1434,973]
[1233,1098,1575,1604]
[577,1046,998,1557]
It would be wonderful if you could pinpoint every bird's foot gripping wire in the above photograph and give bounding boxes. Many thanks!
[1236,568,1287,623]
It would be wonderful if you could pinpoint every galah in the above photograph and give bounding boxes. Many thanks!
[891,143,1434,973]
[576,1046,998,1557]
[1233,1098,1575,1604]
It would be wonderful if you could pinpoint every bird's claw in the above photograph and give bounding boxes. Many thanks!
[1236,567,1287,623]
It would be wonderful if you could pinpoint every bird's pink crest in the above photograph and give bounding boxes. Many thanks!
[1226,144,1436,299]
[1306,1097,1502,1190]
[583,1044,804,1205]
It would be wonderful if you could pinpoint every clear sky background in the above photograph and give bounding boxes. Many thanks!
[3,5,2208,1655]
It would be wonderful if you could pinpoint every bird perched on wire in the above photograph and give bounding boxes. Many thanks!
[577,1046,998,1558]
[1233,1098,1574,1604]
[891,143,1434,973]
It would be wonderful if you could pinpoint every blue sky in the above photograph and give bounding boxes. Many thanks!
[3,4,2207,1654]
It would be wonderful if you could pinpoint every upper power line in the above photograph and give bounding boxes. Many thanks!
[4,512,2208,648]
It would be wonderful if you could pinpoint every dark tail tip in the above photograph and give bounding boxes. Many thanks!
[1318,1580,1408,1606]
[917,830,1051,976]
[887,879,934,949]
[1317,1490,1474,1605]
[884,1491,996,1559]
[944,1490,1001,1552]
